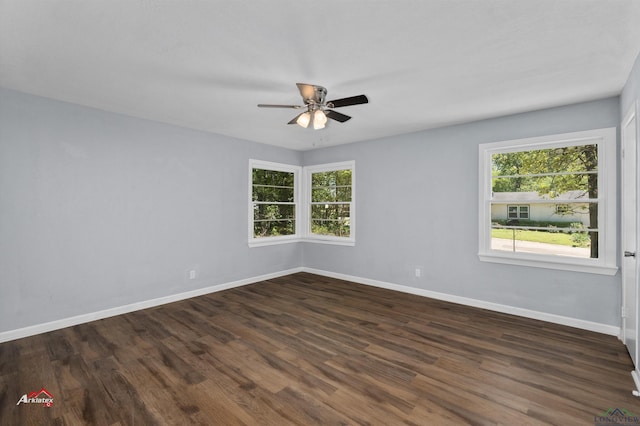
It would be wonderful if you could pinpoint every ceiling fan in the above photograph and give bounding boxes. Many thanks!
[258,83,368,129]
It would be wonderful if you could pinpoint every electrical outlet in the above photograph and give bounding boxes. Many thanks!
[415,267,422,278]
[189,270,197,280]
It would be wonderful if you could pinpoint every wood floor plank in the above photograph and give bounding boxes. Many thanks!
[1,272,639,425]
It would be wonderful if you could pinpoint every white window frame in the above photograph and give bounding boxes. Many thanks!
[248,160,356,247]
[304,161,356,246]
[248,159,301,247]
[478,128,617,275]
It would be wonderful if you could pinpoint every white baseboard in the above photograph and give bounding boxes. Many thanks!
[0,267,303,344]
[302,268,621,337]
[1,266,619,343]
[632,370,640,397]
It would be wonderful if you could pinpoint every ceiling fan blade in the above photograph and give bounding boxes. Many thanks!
[287,113,304,125]
[327,94,368,108]
[258,104,303,109]
[325,110,352,123]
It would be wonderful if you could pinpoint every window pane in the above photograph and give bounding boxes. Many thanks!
[311,170,352,202]
[253,203,295,221]
[311,186,351,202]
[492,174,595,197]
[492,144,598,175]
[254,220,296,238]
[311,219,350,237]
[491,227,596,259]
[492,145,598,206]
[311,204,350,220]
[311,203,351,237]
[491,201,597,258]
[309,167,353,239]
[490,143,600,259]
[253,203,296,237]
[252,169,295,202]
[253,185,294,202]
[253,168,294,186]
[250,163,300,242]
[312,170,352,187]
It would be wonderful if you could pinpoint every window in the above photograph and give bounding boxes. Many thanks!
[248,160,355,246]
[249,160,300,246]
[478,128,617,275]
[507,205,529,219]
[305,161,355,245]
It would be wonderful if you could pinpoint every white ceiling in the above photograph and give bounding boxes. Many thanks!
[2,1,640,151]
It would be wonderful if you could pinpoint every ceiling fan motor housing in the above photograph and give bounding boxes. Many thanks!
[304,85,327,106]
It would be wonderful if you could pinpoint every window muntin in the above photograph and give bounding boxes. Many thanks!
[479,128,617,275]
[249,160,300,245]
[305,161,355,244]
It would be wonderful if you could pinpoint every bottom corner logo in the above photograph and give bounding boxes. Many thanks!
[595,408,640,425]
[16,388,54,407]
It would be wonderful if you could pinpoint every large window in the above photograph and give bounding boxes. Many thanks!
[306,161,355,245]
[249,160,355,246]
[478,128,617,275]
[249,160,300,246]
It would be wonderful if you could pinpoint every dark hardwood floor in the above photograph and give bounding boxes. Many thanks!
[0,272,638,425]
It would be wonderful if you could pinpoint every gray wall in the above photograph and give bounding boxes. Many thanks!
[0,88,302,333]
[0,86,627,334]
[302,97,621,327]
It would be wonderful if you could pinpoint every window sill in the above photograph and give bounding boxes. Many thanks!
[478,251,618,276]
[248,236,302,248]
[304,236,355,246]
[248,236,355,247]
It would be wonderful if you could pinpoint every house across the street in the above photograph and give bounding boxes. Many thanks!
[491,190,590,227]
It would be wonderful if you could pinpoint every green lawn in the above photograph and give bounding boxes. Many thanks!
[491,228,589,247]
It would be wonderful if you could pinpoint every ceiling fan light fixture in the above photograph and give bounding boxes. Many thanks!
[296,112,311,128]
[258,83,368,129]
[313,110,327,130]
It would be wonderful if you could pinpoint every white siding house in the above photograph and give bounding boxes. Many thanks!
[491,191,590,226]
